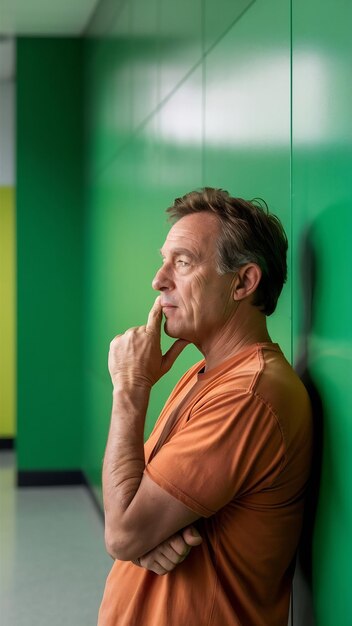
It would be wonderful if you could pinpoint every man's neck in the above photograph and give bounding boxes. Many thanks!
[199,305,272,372]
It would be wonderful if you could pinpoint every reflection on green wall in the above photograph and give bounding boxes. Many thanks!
[83,0,292,499]
[292,0,352,613]
[84,0,352,623]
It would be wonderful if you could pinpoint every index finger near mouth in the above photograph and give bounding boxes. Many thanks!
[145,297,162,334]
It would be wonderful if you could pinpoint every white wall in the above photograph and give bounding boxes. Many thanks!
[0,80,15,186]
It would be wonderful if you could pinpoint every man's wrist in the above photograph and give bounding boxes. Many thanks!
[111,384,151,421]
[112,382,152,399]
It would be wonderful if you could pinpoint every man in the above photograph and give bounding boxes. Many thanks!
[98,188,312,626]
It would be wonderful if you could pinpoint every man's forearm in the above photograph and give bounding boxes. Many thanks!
[103,384,150,555]
[102,298,190,561]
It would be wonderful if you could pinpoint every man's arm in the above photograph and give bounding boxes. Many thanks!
[103,297,200,562]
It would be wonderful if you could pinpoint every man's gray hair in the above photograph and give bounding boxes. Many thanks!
[167,187,288,316]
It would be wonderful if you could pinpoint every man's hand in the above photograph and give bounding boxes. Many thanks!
[108,296,189,390]
[133,525,202,575]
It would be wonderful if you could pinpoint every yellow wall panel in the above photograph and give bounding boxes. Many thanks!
[0,186,16,437]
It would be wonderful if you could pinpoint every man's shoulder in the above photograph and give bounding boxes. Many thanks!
[194,342,311,424]
[254,345,312,437]
[193,343,283,394]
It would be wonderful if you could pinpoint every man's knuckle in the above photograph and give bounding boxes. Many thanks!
[164,549,178,564]
[154,564,166,575]
[171,536,186,555]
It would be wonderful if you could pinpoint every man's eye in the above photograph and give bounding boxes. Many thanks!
[176,259,190,267]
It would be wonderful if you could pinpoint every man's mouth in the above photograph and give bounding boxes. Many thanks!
[161,304,178,314]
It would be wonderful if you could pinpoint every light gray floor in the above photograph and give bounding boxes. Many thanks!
[0,451,112,626]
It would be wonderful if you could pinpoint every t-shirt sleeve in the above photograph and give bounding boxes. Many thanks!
[145,391,286,517]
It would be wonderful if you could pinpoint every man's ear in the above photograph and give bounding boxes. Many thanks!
[232,264,262,302]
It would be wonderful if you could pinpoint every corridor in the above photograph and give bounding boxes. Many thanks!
[0,451,111,626]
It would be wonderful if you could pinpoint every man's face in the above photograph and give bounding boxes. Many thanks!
[152,212,237,345]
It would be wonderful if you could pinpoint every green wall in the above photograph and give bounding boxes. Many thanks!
[14,1,352,623]
[83,0,292,488]
[16,39,84,471]
[292,2,352,624]
[83,0,352,624]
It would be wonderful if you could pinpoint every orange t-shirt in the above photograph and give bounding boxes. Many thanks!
[98,343,312,626]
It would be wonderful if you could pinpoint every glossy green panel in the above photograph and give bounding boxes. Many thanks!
[83,28,204,486]
[292,1,352,624]
[204,0,291,359]
[158,66,203,195]
[83,0,292,489]
[17,39,84,471]
[83,74,203,487]
[159,0,202,102]
[85,1,132,177]
[84,3,352,621]
[204,0,254,53]
[131,0,159,129]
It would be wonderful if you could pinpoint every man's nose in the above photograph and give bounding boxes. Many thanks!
[152,265,174,291]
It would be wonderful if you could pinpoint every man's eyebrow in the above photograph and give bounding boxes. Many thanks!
[159,247,198,258]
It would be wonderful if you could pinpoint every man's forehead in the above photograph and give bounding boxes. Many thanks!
[163,212,219,251]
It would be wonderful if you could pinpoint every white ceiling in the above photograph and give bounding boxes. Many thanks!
[0,0,103,80]
[0,0,101,36]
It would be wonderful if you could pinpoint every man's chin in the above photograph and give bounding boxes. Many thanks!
[163,320,188,341]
